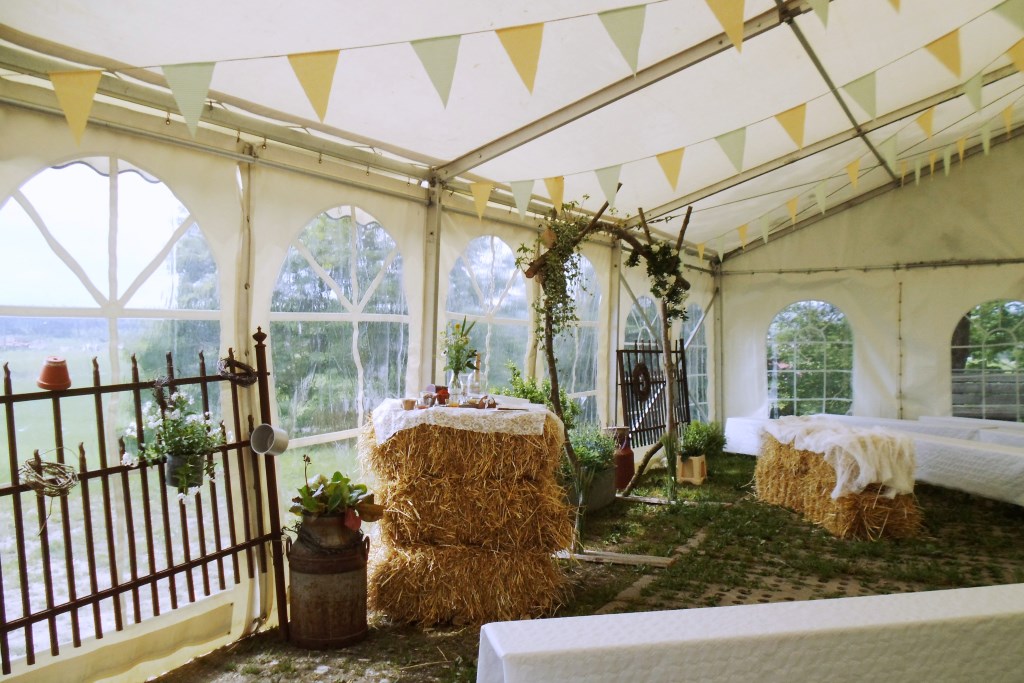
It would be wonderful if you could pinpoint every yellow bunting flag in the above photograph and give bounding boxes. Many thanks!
[470,182,493,219]
[496,23,544,93]
[737,224,748,248]
[411,36,461,108]
[846,159,860,188]
[599,5,646,75]
[1008,39,1024,72]
[787,196,799,225]
[888,0,900,10]
[288,51,339,122]
[928,151,937,176]
[704,0,746,52]
[916,107,935,138]
[926,29,961,78]
[957,137,966,164]
[775,103,806,149]
[697,242,706,262]
[656,147,685,190]
[1003,106,1015,137]
[50,70,102,144]
[544,176,564,215]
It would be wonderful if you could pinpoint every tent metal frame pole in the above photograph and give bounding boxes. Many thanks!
[435,0,817,182]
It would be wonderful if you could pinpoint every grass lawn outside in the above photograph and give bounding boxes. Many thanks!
[150,452,1024,682]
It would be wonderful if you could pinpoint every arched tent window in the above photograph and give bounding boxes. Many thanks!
[680,303,709,422]
[950,300,1023,421]
[270,205,408,474]
[0,156,221,442]
[624,295,662,344]
[767,300,852,418]
[446,235,528,390]
[551,254,601,424]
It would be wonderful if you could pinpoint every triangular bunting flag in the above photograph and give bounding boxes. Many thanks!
[787,196,799,225]
[737,224,748,248]
[163,62,215,137]
[916,107,935,138]
[544,176,564,214]
[757,216,769,244]
[943,146,952,176]
[697,242,706,262]
[899,159,908,185]
[599,5,646,75]
[716,127,746,172]
[50,70,102,144]
[995,0,1024,31]
[775,103,806,149]
[926,29,961,78]
[914,158,922,185]
[287,52,338,122]
[1008,39,1024,72]
[928,151,937,176]
[982,120,992,154]
[843,72,877,120]
[496,23,544,93]
[880,135,898,173]
[956,137,966,164]
[814,182,827,215]
[656,147,685,190]
[470,182,493,219]
[412,36,461,107]
[510,179,535,220]
[595,165,622,207]
[808,0,829,26]
[888,0,901,11]
[846,158,861,188]
[714,236,725,258]
[964,72,983,112]
[1003,106,1015,137]
[704,0,746,52]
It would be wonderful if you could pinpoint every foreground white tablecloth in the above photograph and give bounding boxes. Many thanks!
[477,584,1024,683]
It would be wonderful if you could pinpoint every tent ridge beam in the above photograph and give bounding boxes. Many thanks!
[630,63,1021,227]
[776,0,899,184]
[435,0,815,182]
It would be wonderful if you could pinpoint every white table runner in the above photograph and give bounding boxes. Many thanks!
[371,398,553,445]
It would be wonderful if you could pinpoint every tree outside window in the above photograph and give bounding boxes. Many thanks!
[951,300,1023,422]
[767,300,852,418]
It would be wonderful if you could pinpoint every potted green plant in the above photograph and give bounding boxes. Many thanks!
[492,362,582,432]
[567,424,616,512]
[677,420,726,485]
[123,388,224,494]
[289,455,384,534]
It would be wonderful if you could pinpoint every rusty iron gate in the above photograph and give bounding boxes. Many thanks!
[0,329,288,675]
[616,340,692,448]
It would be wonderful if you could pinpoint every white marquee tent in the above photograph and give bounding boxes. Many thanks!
[1,0,1023,679]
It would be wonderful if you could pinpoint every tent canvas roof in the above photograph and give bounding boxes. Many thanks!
[2,0,1022,253]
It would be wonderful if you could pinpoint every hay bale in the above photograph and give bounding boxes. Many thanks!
[756,434,921,540]
[369,545,567,625]
[362,415,564,482]
[379,475,573,551]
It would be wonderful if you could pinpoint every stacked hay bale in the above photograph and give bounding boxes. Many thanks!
[756,433,922,540]
[361,412,573,625]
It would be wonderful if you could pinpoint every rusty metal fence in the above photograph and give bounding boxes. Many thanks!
[616,340,692,448]
[0,330,286,675]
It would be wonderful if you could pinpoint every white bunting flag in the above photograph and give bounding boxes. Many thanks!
[595,165,622,207]
[716,127,746,173]
[510,180,535,220]
[412,36,461,107]
[843,72,877,120]
[162,62,215,137]
[599,5,646,74]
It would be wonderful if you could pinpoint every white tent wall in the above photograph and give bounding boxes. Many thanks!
[720,133,1024,421]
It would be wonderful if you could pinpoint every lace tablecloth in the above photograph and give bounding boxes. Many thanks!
[370,397,552,445]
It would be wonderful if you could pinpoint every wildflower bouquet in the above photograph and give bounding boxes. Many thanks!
[440,316,478,375]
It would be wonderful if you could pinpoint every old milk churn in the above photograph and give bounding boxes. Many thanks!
[288,514,370,648]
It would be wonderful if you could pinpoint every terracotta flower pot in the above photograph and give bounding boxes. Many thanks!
[37,356,72,391]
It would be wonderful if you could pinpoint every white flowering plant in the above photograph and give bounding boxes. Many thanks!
[123,389,224,493]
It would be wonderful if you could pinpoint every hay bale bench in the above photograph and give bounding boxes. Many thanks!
[361,399,572,625]
[755,417,921,539]
[476,584,1024,682]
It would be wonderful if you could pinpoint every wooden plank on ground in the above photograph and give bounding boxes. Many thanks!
[555,549,676,568]
[617,494,734,508]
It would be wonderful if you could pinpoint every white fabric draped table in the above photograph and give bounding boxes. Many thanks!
[370,396,550,444]
[476,584,1024,682]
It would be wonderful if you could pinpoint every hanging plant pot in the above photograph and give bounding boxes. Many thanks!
[165,453,205,490]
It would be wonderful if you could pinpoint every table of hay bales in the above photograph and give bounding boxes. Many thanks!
[360,398,573,625]
[756,416,922,539]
